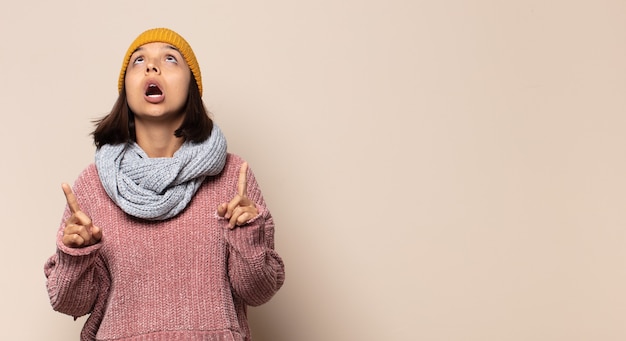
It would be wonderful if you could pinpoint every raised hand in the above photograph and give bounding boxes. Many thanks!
[217,162,258,229]
[61,183,102,248]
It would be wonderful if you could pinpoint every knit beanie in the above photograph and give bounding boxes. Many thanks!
[118,28,202,95]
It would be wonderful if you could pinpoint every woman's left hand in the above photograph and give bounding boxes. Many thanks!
[217,162,258,229]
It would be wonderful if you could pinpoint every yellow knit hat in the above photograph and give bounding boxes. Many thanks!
[118,28,202,95]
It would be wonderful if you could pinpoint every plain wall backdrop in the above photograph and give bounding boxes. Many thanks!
[1,1,625,340]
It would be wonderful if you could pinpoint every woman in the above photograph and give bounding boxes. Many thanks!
[44,27,285,341]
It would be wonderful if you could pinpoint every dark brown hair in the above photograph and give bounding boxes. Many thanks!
[92,77,213,148]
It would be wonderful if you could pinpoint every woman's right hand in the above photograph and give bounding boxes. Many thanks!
[61,183,102,248]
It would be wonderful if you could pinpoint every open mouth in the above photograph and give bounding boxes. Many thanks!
[145,84,163,97]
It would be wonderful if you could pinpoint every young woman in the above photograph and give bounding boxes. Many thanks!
[44,27,285,341]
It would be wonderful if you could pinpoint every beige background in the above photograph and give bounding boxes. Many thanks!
[1,1,625,340]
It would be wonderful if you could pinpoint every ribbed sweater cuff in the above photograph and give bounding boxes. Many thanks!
[221,207,267,259]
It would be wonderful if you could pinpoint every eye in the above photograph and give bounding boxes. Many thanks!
[165,55,178,63]
[132,56,144,65]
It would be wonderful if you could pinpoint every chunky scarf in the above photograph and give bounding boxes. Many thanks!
[95,125,227,220]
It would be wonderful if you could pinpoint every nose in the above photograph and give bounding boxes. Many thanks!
[145,62,160,74]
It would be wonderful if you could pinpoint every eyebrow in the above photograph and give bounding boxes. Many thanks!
[131,44,181,55]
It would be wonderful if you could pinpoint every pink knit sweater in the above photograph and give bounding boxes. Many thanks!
[44,154,285,341]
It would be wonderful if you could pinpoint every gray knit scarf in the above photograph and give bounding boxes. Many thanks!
[95,124,227,220]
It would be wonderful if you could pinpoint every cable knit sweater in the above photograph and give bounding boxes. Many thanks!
[44,154,285,341]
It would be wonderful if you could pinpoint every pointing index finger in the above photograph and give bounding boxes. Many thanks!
[62,183,81,213]
[237,162,248,197]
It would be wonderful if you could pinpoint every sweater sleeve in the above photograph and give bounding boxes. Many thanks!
[43,169,111,319]
[223,165,285,306]
[44,217,107,318]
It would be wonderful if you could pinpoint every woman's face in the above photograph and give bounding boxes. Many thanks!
[125,42,191,123]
